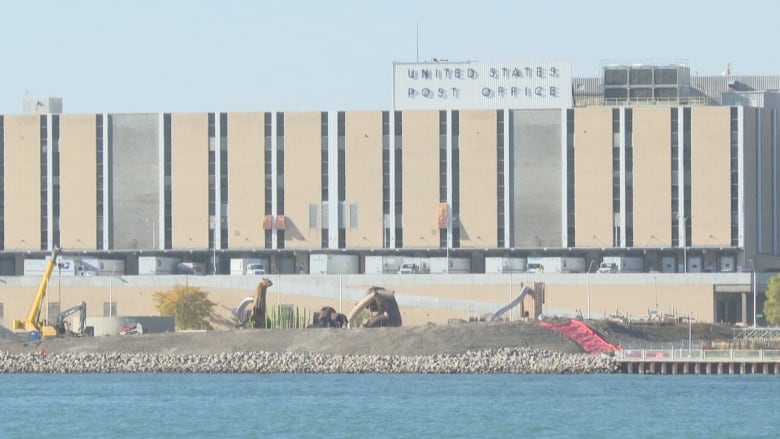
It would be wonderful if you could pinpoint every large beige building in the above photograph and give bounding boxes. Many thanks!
[1,60,779,328]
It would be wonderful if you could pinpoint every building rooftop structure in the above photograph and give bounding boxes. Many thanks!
[573,60,780,108]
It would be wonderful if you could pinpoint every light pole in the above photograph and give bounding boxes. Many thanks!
[586,260,596,320]
[677,214,688,273]
[749,258,757,327]
[688,311,692,351]
[108,268,115,317]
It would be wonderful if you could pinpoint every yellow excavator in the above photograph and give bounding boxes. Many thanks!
[12,247,62,337]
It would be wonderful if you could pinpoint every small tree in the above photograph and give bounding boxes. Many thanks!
[763,275,780,326]
[153,285,216,330]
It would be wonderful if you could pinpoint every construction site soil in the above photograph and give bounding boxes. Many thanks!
[0,320,737,356]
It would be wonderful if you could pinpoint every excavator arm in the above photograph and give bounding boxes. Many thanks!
[54,301,87,335]
[13,247,60,335]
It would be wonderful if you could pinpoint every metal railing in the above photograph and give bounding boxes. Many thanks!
[615,349,780,362]
[574,96,708,108]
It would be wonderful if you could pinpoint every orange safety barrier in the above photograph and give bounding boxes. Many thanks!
[537,319,619,354]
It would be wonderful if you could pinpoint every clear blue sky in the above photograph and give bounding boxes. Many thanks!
[1,0,778,114]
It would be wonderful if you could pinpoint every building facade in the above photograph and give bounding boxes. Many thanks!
[0,60,779,326]
[1,105,777,274]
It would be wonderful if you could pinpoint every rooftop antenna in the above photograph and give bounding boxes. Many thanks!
[416,21,419,62]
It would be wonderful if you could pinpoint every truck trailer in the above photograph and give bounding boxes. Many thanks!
[526,256,585,273]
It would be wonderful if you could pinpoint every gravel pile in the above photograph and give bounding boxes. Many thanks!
[0,347,617,374]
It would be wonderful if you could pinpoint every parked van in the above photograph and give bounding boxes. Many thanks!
[398,263,420,274]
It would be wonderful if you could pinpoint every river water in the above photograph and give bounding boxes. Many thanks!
[0,373,771,437]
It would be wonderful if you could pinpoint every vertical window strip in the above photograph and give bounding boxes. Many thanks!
[276,112,285,247]
[40,115,48,249]
[730,107,739,247]
[52,115,60,248]
[611,109,620,247]
[683,107,691,247]
[566,109,575,247]
[451,110,460,247]
[773,109,778,254]
[264,112,272,248]
[219,113,228,249]
[321,111,328,248]
[163,114,172,249]
[496,110,504,247]
[671,108,679,246]
[382,111,389,248]
[394,111,403,248]
[208,113,216,250]
[0,115,3,249]
[439,111,447,248]
[625,108,633,247]
[337,111,346,248]
[96,114,104,249]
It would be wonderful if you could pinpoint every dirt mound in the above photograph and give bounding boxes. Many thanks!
[588,321,735,348]
[0,320,738,356]
[0,321,584,356]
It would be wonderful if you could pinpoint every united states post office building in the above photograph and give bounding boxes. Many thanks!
[0,60,778,327]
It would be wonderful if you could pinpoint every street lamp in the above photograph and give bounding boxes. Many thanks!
[586,260,596,320]
[677,214,689,273]
[749,258,757,327]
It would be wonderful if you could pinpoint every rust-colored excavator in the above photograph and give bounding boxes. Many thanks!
[346,286,402,328]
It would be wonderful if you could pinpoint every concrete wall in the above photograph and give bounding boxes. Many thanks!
[109,114,160,250]
[0,273,755,330]
[512,109,563,247]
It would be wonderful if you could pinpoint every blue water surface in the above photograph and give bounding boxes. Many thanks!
[0,373,772,438]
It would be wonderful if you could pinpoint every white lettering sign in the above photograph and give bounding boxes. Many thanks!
[393,60,572,110]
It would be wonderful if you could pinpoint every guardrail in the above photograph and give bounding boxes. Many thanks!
[616,349,780,362]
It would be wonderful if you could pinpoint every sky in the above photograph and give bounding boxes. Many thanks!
[1,0,779,114]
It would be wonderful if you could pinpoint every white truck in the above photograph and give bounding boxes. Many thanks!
[78,258,126,276]
[24,257,78,276]
[429,257,470,274]
[230,258,267,275]
[597,256,644,273]
[178,261,207,275]
[364,256,403,274]
[397,257,429,274]
[526,256,586,273]
[138,256,181,275]
[485,257,527,273]
[309,254,359,274]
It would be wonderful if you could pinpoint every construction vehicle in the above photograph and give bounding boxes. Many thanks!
[12,248,62,337]
[347,286,402,328]
[53,301,87,336]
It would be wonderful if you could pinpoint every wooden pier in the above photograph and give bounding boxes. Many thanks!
[615,349,780,375]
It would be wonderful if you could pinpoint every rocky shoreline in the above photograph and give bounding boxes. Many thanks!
[0,347,617,374]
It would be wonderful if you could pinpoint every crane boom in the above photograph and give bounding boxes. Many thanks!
[12,247,60,335]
